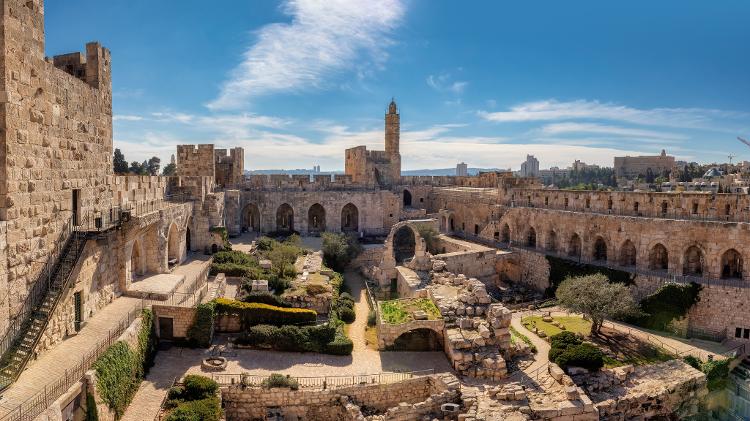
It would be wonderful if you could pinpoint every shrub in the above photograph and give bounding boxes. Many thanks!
[321,232,362,272]
[683,355,702,370]
[325,335,354,355]
[702,359,730,391]
[214,298,317,327]
[212,250,255,266]
[182,375,219,401]
[167,385,185,402]
[630,282,702,332]
[261,374,299,390]
[339,292,355,304]
[555,343,604,371]
[305,283,329,296]
[550,331,581,349]
[237,323,337,353]
[256,236,276,251]
[367,311,377,327]
[187,302,215,348]
[415,225,440,254]
[165,396,221,421]
[240,291,291,308]
[338,307,356,324]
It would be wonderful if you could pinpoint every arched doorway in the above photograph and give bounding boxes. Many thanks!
[167,223,181,265]
[403,190,412,207]
[501,223,511,243]
[649,244,669,271]
[568,233,582,259]
[130,240,144,281]
[683,245,704,276]
[721,249,743,279]
[620,240,636,266]
[546,230,557,252]
[390,328,443,351]
[307,203,326,233]
[593,237,607,261]
[393,226,416,263]
[186,227,191,252]
[242,203,261,232]
[276,203,294,232]
[526,227,536,247]
[341,203,359,232]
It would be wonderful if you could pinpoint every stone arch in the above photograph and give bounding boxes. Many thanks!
[403,189,413,207]
[648,243,669,271]
[683,245,705,276]
[619,240,636,267]
[242,203,261,232]
[593,236,607,261]
[546,230,557,252]
[568,233,582,258]
[721,248,743,279]
[307,203,326,233]
[341,203,359,232]
[390,328,443,351]
[276,203,294,232]
[167,222,181,265]
[129,239,145,282]
[526,227,537,248]
[501,223,511,243]
[393,225,417,263]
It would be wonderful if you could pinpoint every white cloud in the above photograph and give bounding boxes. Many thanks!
[479,99,748,131]
[539,122,687,141]
[113,115,143,122]
[426,73,468,94]
[208,0,405,109]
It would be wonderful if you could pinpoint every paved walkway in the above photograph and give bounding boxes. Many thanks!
[0,296,143,416]
[510,311,550,373]
[345,269,370,353]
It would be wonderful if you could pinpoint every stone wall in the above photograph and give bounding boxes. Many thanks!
[153,305,197,339]
[176,144,215,178]
[222,374,459,420]
[496,248,551,292]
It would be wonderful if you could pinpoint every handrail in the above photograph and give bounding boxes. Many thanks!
[210,369,435,390]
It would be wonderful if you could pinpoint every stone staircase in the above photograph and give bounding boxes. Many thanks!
[732,357,750,383]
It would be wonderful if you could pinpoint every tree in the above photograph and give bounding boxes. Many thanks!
[129,161,145,175]
[162,162,176,176]
[113,148,128,174]
[555,274,639,335]
[321,232,362,272]
[147,156,161,176]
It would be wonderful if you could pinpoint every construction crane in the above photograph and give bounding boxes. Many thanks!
[728,154,736,165]
[739,136,750,148]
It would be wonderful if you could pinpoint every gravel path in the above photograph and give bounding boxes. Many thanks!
[345,269,370,352]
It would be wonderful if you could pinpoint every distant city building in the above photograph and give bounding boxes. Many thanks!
[538,166,570,184]
[614,149,675,180]
[456,162,468,177]
[571,160,599,171]
[170,154,175,165]
[519,155,539,177]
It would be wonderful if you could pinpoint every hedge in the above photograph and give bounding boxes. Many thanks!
[165,397,221,421]
[236,323,337,353]
[93,309,156,418]
[214,298,317,327]
[548,331,603,371]
[262,373,299,390]
[187,302,215,348]
[240,291,292,308]
[165,375,221,421]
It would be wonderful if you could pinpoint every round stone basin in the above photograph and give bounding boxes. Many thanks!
[201,356,228,371]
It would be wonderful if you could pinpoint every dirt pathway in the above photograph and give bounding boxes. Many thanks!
[344,269,370,352]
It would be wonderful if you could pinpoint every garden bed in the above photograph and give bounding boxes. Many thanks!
[379,298,442,325]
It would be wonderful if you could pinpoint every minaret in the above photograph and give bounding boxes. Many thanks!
[385,98,401,183]
[385,98,400,156]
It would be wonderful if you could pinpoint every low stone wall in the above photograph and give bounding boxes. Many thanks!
[282,294,331,314]
[153,305,197,339]
[221,374,459,420]
[350,245,384,270]
[215,313,242,333]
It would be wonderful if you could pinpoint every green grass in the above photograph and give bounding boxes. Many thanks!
[521,316,592,338]
[509,325,537,353]
[380,298,441,325]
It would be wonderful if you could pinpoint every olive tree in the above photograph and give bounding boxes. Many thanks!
[555,274,639,335]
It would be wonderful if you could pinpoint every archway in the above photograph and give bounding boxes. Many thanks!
[593,237,607,261]
[620,240,636,266]
[501,223,511,243]
[648,244,669,271]
[393,226,416,263]
[403,190,412,207]
[546,230,557,252]
[526,227,537,248]
[341,203,359,232]
[276,203,294,232]
[307,203,326,233]
[721,249,743,279]
[568,233,582,259]
[242,203,261,232]
[130,240,144,281]
[186,227,191,252]
[683,245,704,276]
[167,223,181,265]
[390,328,443,351]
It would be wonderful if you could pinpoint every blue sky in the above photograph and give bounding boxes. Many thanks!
[45,0,750,171]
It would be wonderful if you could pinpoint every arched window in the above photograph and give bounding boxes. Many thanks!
[648,244,669,271]
[620,240,636,266]
[526,227,536,247]
[683,245,704,276]
[721,249,743,279]
[568,234,582,259]
[593,237,607,261]
[276,203,294,232]
[307,203,326,233]
[546,230,557,252]
[341,203,359,232]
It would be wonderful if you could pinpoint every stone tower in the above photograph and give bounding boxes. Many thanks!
[385,99,401,181]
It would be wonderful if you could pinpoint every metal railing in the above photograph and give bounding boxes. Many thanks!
[0,304,145,421]
[508,200,750,224]
[211,369,435,390]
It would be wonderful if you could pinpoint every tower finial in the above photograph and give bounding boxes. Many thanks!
[388,97,397,114]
